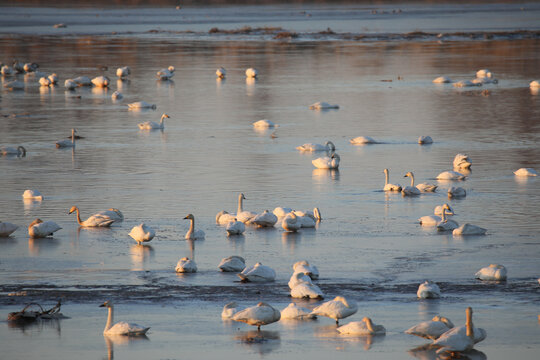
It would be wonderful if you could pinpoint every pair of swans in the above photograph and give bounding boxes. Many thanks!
[419,204,454,226]
[296,140,335,152]
[1,145,26,157]
[293,260,319,280]
[129,223,155,245]
[100,301,149,336]
[56,129,77,148]
[403,172,437,196]
[138,114,170,130]
[433,307,486,355]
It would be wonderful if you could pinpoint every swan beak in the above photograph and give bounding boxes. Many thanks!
[183,216,189,219]
[99,303,106,307]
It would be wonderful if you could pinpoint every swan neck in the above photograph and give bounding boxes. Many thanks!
[189,218,195,233]
[160,115,166,124]
[441,208,447,222]
[364,318,375,332]
[71,129,75,144]
[237,194,243,214]
[105,306,113,332]
[465,308,473,339]
[384,170,389,185]
[410,173,415,187]
[74,208,83,225]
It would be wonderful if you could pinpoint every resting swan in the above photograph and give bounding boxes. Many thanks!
[433,307,486,355]
[418,135,433,144]
[337,317,386,335]
[56,129,76,148]
[225,219,245,235]
[282,212,302,232]
[218,256,246,272]
[238,262,276,283]
[436,170,466,180]
[475,264,506,281]
[417,280,441,299]
[245,68,258,78]
[453,154,472,169]
[453,223,487,236]
[350,136,378,145]
[0,221,19,237]
[22,189,43,200]
[175,257,197,273]
[514,168,538,176]
[68,206,115,227]
[100,301,149,336]
[309,101,339,110]
[310,296,358,324]
[128,101,156,110]
[281,303,316,320]
[216,67,226,79]
[296,141,335,152]
[184,214,205,240]
[312,152,340,169]
[405,315,454,340]
[157,66,175,80]
[250,210,278,227]
[383,168,402,192]
[116,66,131,79]
[28,218,62,238]
[231,302,281,331]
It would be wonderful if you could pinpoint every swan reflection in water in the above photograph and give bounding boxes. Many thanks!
[234,330,281,355]
[130,244,155,271]
[281,231,301,253]
[314,324,385,351]
[408,343,486,360]
[23,198,42,214]
[312,168,340,181]
[28,237,60,256]
[104,333,150,360]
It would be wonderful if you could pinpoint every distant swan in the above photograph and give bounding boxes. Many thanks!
[453,223,487,236]
[453,154,472,169]
[402,172,421,196]
[337,317,386,335]
[28,218,62,238]
[245,68,258,78]
[252,119,276,128]
[281,303,316,320]
[231,302,281,331]
[405,315,454,340]
[383,168,402,192]
[91,76,110,88]
[128,101,156,110]
[312,152,340,169]
[157,66,175,80]
[1,145,26,157]
[116,66,131,79]
[350,136,378,145]
[216,67,226,79]
[475,264,506,281]
[129,223,155,244]
[175,257,197,273]
[56,129,76,148]
[218,256,246,272]
[448,186,466,198]
[418,135,433,144]
[436,170,466,180]
[183,214,205,240]
[309,101,339,110]
[417,280,441,299]
[100,301,149,336]
[0,221,19,237]
[111,91,123,100]
[514,168,538,176]
[22,189,43,200]
[433,76,452,83]
[69,206,115,227]
[138,114,170,130]
[296,141,335,152]
[311,296,358,324]
[238,262,276,283]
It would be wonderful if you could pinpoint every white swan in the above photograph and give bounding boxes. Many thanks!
[418,135,433,144]
[252,119,276,128]
[116,66,130,78]
[47,73,58,84]
[97,209,124,222]
[184,214,205,240]
[221,302,240,319]
[64,79,77,90]
[311,296,358,324]
[436,206,459,232]
[69,206,115,227]
[92,76,110,88]
[157,66,175,80]
[129,223,155,244]
[250,210,278,227]
[216,67,226,79]
[245,68,258,78]
[514,168,538,176]
[138,114,169,130]
[434,203,455,216]
[238,262,276,283]
[56,129,76,148]
[453,80,482,88]
[475,264,506,281]
[383,168,402,192]
[235,193,257,223]
[280,303,316,320]
[22,189,43,200]
[292,211,316,228]
[1,145,26,157]
[448,186,466,198]
[100,301,149,336]
[111,91,123,100]
[453,223,487,236]
[418,215,442,226]
[337,317,386,335]
[417,280,441,299]
[296,141,335,152]
[128,101,156,110]
[231,302,281,331]
[0,221,19,236]
[288,271,313,290]
[530,80,540,88]
[226,219,245,235]
[350,136,378,145]
[282,212,302,232]
[291,281,324,299]
[39,77,51,86]
[218,256,246,272]
[312,152,340,169]
[215,210,237,225]
[402,172,421,196]
[175,257,197,273]
[433,76,452,84]
[405,315,454,340]
[28,218,62,238]
[273,207,293,217]
[309,101,339,110]
[453,154,472,169]
[293,260,319,280]
[73,76,92,86]
[436,170,466,180]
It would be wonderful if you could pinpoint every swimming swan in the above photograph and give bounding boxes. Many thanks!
[68,206,115,227]
[311,296,358,324]
[0,221,19,236]
[129,223,155,244]
[453,223,487,236]
[218,256,246,272]
[312,152,340,169]
[1,145,26,157]
[514,168,538,176]
[296,141,336,152]
[56,129,76,148]
[28,218,62,238]
[453,154,472,169]
[350,136,378,145]
[418,135,433,144]
[245,68,258,78]
[282,212,302,232]
[383,168,402,192]
[402,172,421,196]
[417,280,441,299]
[337,317,386,335]
[231,302,281,331]
[436,170,466,180]
[226,219,245,235]
[235,193,257,223]
[309,101,339,110]
[436,206,459,232]
[138,114,170,130]
[22,189,43,200]
[238,262,276,283]
[216,67,226,79]
[405,315,454,340]
[252,119,277,128]
[184,214,205,240]
[128,101,156,110]
[281,303,316,320]
[448,186,466,198]
[475,264,506,281]
[100,301,149,336]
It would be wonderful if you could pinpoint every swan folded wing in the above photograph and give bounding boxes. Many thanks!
[107,321,150,335]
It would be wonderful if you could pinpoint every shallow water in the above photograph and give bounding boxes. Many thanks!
[1,2,540,360]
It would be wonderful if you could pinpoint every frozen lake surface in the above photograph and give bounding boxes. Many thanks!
[0,2,539,359]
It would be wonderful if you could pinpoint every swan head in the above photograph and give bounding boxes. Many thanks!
[325,141,336,151]
[240,193,246,200]
[184,214,194,220]
[28,218,43,229]
[383,168,389,174]
[68,206,78,214]
[404,171,414,178]
[168,66,175,73]
[99,301,113,308]
[17,146,26,156]
[161,113,170,120]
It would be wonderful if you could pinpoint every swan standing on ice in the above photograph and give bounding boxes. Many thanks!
[436,206,459,232]
[282,212,302,232]
[218,256,246,272]
[68,206,115,227]
[312,152,340,169]
[418,135,433,144]
[514,168,538,176]
[309,101,339,110]
[175,257,197,273]
[129,223,155,245]
[1,146,26,157]
[448,186,466,198]
[100,301,150,335]
[225,219,245,235]
[245,68,258,78]
[337,317,386,335]
[402,172,421,196]
[138,114,170,130]
[453,154,472,169]
[350,136,378,145]
[311,296,358,324]
[281,303,316,320]
[22,189,43,200]
[56,129,77,148]
[405,315,454,340]
[184,214,205,240]
[238,262,276,282]
[157,66,175,80]
[296,141,335,152]
[475,264,506,281]
[216,67,226,79]
[231,302,281,331]
[417,280,441,299]
[293,260,319,280]
[116,66,131,79]
[28,218,62,238]
[383,168,402,192]
[0,221,19,236]
[453,223,487,236]
[250,210,278,227]
[436,170,466,180]
[128,101,156,110]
